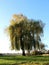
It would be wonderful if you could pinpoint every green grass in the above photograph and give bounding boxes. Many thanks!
[0,55,49,65]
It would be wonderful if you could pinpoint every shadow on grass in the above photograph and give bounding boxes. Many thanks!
[0,54,49,63]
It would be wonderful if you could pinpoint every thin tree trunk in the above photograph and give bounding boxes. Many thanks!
[28,50,30,55]
[22,49,25,56]
[33,32,36,50]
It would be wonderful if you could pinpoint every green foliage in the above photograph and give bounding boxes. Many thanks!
[5,14,44,55]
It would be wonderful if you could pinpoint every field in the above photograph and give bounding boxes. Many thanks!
[0,54,49,65]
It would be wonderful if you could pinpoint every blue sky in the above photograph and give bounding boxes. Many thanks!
[0,0,49,53]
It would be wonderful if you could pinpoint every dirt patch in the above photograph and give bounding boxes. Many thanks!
[43,63,49,65]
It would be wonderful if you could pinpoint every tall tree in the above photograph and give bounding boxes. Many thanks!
[5,14,44,55]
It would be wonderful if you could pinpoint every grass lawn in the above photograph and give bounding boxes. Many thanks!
[0,55,49,65]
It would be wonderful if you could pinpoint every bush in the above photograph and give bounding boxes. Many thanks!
[31,50,43,55]
[47,50,49,54]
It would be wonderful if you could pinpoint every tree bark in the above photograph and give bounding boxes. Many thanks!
[20,34,26,56]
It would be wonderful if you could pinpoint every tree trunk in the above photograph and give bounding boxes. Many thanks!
[28,50,30,56]
[22,49,25,56]
[20,34,26,56]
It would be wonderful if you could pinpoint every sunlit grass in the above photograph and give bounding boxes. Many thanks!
[0,59,15,64]
[0,55,49,65]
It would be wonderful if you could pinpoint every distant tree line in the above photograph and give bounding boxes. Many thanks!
[5,14,45,56]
